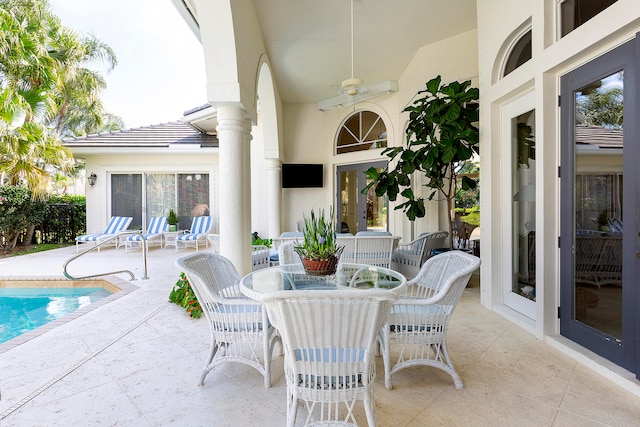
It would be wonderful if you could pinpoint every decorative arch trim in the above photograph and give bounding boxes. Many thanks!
[492,19,533,84]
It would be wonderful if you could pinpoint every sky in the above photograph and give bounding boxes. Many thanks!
[50,0,207,130]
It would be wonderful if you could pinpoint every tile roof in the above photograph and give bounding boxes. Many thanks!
[575,124,622,149]
[63,121,218,148]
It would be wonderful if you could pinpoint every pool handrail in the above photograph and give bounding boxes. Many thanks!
[63,230,148,281]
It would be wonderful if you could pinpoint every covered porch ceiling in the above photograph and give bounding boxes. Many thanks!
[175,0,478,106]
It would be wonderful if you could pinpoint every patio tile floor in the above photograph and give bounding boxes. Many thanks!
[1,246,639,426]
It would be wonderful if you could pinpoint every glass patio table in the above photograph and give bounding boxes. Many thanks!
[239,263,407,300]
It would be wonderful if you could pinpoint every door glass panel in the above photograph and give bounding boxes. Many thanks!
[337,162,387,233]
[146,174,176,225]
[178,173,210,228]
[339,169,358,233]
[512,110,536,301]
[365,169,387,231]
[111,174,142,229]
[573,71,623,339]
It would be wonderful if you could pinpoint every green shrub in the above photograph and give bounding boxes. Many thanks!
[168,272,202,318]
[252,232,272,248]
[456,206,480,227]
[0,186,47,250]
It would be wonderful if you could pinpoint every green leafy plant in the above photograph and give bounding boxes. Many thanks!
[596,210,609,230]
[166,209,179,225]
[363,75,479,248]
[0,185,47,250]
[169,272,202,318]
[294,206,341,260]
[252,232,272,248]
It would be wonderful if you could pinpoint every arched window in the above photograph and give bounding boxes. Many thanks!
[336,111,387,154]
[503,29,532,77]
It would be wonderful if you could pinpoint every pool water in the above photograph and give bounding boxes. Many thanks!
[0,288,112,344]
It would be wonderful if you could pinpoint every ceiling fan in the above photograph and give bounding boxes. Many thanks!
[317,0,398,111]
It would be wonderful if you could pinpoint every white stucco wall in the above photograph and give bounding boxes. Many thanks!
[277,29,479,241]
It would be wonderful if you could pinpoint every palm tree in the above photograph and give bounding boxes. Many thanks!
[1,0,120,246]
[0,0,120,199]
[47,24,120,137]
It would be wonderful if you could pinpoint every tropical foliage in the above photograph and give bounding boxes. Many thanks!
[252,232,272,248]
[40,194,86,243]
[0,185,47,250]
[577,86,623,129]
[0,0,121,199]
[169,272,202,319]
[363,76,479,246]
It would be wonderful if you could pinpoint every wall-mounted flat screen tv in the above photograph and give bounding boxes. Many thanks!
[282,164,323,188]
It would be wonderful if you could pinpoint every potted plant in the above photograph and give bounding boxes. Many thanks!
[363,75,479,249]
[167,209,179,232]
[596,209,609,232]
[294,206,344,275]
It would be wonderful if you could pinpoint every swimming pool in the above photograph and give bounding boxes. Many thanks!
[0,287,112,344]
[0,277,135,348]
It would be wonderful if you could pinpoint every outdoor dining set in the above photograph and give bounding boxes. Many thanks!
[73,214,481,425]
[175,232,481,426]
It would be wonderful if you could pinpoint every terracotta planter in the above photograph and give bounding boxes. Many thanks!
[301,255,340,276]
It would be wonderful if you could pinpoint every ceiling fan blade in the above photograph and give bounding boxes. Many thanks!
[317,80,398,111]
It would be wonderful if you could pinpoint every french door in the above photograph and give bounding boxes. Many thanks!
[560,37,640,377]
[336,162,387,234]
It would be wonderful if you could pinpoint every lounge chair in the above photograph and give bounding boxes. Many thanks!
[176,216,213,251]
[124,216,168,252]
[75,216,133,252]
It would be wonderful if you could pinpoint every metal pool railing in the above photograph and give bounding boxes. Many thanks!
[63,231,148,281]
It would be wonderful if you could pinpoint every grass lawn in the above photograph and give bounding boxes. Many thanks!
[0,243,72,258]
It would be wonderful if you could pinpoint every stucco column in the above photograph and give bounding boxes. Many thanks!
[243,116,253,246]
[265,158,282,238]
[217,106,252,275]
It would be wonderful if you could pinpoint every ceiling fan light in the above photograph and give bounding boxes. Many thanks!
[342,77,363,95]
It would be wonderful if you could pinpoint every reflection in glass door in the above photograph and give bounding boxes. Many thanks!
[573,72,623,339]
[111,174,142,229]
[501,92,536,319]
[146,174,176,226]
[504,104,536,319]
[560,38,638,376]
[337,162,387,234]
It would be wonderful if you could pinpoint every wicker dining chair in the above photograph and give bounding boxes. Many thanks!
[259,288,400,427]
[278,240,302,265]
[390,231,448,279]
[175,252,280,388]
[379,250,480,390]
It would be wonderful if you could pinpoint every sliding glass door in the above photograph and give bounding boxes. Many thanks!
[111,173,209,232]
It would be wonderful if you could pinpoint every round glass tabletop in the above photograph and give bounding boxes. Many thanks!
[240,263,406,298]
